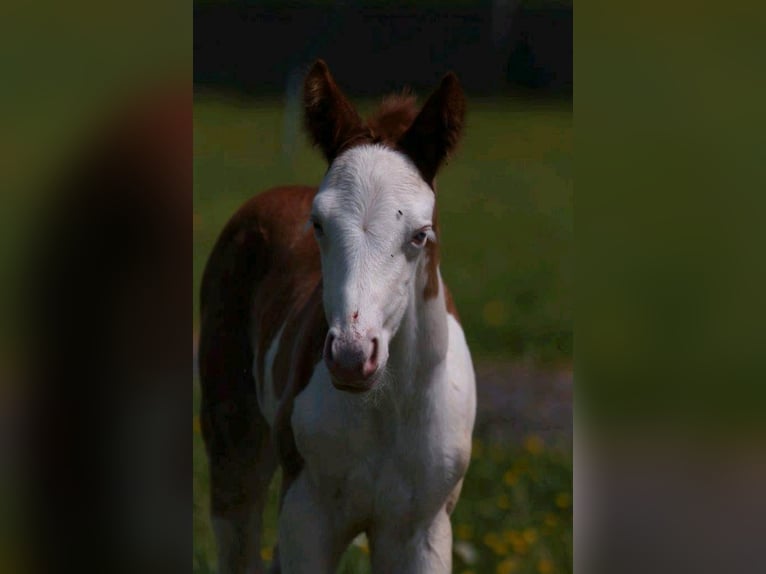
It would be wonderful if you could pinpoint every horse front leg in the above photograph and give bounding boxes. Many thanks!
[275,471,348,574]
[370,509,453,574]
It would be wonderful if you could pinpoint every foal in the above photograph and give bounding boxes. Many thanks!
[199,60,476,574]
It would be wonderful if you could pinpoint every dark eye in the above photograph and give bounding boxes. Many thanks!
[312,220,324,237]
[411,230,428,246]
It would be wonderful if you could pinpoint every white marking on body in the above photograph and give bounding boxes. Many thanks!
[256,322,285,427]
[271,139,477,572]
[286,268,476,573]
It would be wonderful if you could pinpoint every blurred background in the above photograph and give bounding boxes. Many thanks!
[193,1,572,573]
[1,2,190,573]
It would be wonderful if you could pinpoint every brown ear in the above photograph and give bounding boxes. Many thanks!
[303,60,369,164]
[397,72,466,186]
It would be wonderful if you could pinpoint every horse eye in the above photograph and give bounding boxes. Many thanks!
[412,231,428,246]
[312,221,324,236]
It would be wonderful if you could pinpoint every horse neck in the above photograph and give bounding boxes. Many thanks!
[387,260,450,393]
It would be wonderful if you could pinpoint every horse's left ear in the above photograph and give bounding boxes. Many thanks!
[398,72,466,186]
[303,59,368,164]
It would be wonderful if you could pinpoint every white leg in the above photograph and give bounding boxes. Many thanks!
[370,510,453,574]
[277,472,346,574]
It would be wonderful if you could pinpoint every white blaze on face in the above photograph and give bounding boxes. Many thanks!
[311,144,435,373]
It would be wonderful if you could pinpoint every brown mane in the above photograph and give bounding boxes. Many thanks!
[366,91,419,146]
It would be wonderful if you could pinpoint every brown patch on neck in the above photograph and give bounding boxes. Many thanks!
[444,283,460,323]
[422,202,461,323]
[423,203,441,300]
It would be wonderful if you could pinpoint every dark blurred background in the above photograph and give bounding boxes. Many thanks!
[193,0,572,97]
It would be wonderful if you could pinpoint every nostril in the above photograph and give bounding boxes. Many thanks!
[369,337,379,366]
[324,333,336,364]
[361,337,379,379]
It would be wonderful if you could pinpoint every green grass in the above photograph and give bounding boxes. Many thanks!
[193,94,572,363]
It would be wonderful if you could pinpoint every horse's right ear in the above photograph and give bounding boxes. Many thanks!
[398,72,466,186]
[303,60,368,164]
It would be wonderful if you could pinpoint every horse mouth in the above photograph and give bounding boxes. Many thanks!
[330,374,378,393]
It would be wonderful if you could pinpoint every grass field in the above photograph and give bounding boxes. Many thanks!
[193,93,572,573]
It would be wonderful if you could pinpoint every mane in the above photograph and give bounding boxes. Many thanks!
[366,91,419,147]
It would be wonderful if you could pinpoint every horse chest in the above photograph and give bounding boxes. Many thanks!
[291,369,468,523]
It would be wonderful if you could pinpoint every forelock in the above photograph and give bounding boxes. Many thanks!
[328,145,430,198]
[366,92,419,146]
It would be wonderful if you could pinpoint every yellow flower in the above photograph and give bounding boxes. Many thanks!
[496,558,518,574]
[510,537,527,555]
[503,529,521,544]
[260,546,273,561]
[522,528,538,544]
[483,532,500,547]
[193,416,201,434]
[497,494,511,510]
[544,513,558,528]
[491,542,509,556]
[455,523,473,540]
[352,534,370,554]
[537,558,554,573]
[555,492,571,509]
[503,470,518,486]
[482,299,508,327]
[523,434,544,455]
[482,532,508,555]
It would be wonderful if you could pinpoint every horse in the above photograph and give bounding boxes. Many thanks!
[199,59,477,574]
